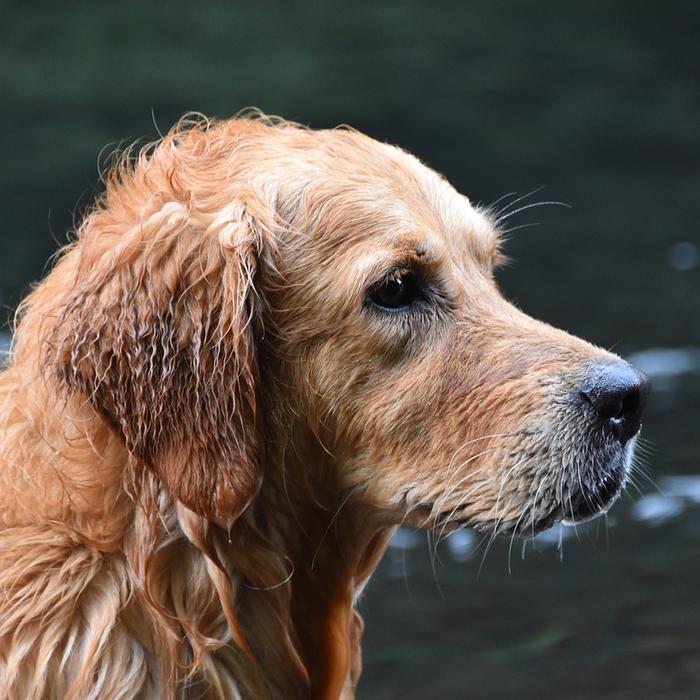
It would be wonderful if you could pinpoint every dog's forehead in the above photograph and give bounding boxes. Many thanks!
[263,127,498,267]
[365,141,499,266]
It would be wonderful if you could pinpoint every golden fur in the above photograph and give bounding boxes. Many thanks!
[0,114,631,698]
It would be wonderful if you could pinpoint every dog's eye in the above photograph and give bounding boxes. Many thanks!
[368,272,423,311]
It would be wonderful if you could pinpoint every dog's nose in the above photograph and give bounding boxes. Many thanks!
[580,362,651,444]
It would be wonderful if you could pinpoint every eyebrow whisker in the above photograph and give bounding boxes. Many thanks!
[495,200,571,224]
[491,186,546,217]
[484,191,518,211]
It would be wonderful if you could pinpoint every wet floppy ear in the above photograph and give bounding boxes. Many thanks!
[49,197,266,524]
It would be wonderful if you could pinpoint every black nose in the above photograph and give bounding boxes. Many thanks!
[580,362,651,444]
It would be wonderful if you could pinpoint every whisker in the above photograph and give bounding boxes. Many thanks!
[630,463,664,495]
[443,433,516,479]
[495,200,571,224]
[566,490,581,544]
[557,523,565,563]
[492,186,546,218]
[427,529,446,600]
[481,191,518,212]
[433,470,501,548]
[432,451,502,525]
[499,222,542,236]
[507,509,528,574]
[529,476,548,541]
[625,472,645,499]
[477,456,529,578]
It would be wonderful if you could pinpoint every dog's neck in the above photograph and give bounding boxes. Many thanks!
[242,435,396,698]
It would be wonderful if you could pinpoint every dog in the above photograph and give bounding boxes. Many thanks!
[0,114,649,699]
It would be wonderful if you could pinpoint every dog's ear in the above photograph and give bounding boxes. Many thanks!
[49,196,267,525]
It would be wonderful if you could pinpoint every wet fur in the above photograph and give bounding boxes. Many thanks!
[0,114,625,698]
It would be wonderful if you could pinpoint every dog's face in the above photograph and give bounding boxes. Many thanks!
[49,119,648,538]
[257,126,650,536]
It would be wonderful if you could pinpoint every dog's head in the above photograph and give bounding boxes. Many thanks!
[47,116,649,537]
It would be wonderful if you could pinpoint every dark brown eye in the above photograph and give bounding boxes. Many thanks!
[368,272,423,311]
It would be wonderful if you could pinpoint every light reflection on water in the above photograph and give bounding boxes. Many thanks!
[0,332,10,362]
[626,347,700,388]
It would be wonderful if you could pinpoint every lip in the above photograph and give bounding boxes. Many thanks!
[428,443,633,537]
[413,433,637,539]
[560,470,627,525]
[559,446,631,525]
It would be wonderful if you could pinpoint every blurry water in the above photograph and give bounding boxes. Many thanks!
[0,332,10,363]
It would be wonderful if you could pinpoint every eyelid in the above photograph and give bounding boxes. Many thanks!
[368,263,433,303]
[374,264,413,287]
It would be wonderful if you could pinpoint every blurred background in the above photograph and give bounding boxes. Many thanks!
[2,2,699,698]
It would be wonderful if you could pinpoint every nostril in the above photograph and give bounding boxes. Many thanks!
[580,386,628,422]
[581,362,651,444]
[620,388,640,421]
[609,396,625,421]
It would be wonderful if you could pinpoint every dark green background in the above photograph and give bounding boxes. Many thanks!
[2,2,699,698]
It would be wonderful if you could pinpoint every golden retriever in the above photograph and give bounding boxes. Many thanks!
[0,114,649,699]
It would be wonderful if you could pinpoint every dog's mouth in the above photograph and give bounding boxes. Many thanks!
[559,465,627,525]
[556,437,635,530]
[514,446,632,536]
[420,440,634,538]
